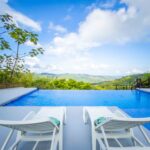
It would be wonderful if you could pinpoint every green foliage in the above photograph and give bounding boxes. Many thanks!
[0,70,150,90]
[95,73,150,90]
[0,37,10,50]
[0,71,93,89]
[30,48,44,57]
[0,14,16,50]
[31,78,93,90]
[0,13,44,82]
[9,28,38,45]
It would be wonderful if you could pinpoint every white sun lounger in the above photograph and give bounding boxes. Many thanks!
[83,107,150,150]
[0,107,66,150]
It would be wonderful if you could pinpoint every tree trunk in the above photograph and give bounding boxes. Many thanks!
[10,42,19,81]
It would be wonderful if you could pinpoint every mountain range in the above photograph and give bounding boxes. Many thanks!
[39,73,120,83]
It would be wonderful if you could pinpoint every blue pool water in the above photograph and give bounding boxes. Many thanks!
[5,90,150,129]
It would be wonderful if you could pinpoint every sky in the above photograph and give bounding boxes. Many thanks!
[0,0,150,76]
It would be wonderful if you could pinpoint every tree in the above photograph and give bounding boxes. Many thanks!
[0,14,44,83]
[0,14,14,50]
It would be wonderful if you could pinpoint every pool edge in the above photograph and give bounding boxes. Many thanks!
[1,88,38,106]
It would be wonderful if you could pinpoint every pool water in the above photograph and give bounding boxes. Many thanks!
[6,90,150,129]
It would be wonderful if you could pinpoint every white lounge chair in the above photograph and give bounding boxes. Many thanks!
[83,107,150,150]
[0,107,66,150]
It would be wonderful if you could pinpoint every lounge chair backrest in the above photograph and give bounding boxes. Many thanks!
[0,119,59,133]
[96,118,150,131]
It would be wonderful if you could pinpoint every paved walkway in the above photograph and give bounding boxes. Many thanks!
[0,107,149,150]
[0,87,37,105]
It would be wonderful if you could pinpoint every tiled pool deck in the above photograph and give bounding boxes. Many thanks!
[0,87,37,105]
[0,107,150,150]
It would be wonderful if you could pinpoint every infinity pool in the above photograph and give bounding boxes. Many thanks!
[5,90,150,129]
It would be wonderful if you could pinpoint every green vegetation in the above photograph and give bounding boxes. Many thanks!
[0,14,150,90]
[0,14,93,90]
[0,71,93,89]
[32,78,92,90]
[0,71,150,90]
[95,73,150,90]
[0,14,44,83]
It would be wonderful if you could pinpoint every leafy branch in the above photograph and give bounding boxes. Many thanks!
[0,13,44,82]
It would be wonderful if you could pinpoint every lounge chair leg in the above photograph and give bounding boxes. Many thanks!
[50,128,57,150]
[32,141,39,150]
[92,127,96,150]
[139,125,150,144]
[96,134,106,150]
[9,140,20,150]
[58,126,63,150]
[13,140,21,150]
[59,136,63,150]
[57,139,61,150]
[100,126,109,150]
[131,137,136,146]
[1,130,14,150]
[92,136,96,150]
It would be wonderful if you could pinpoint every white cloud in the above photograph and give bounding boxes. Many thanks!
[86,0,116,11]
[0,0,41,31]
[46,0,150,58]
[48,22,67,33]
[79,7,146,45]
[20,0,150,75]
[24,51,112,75]
[62,54,110,74]
[25,57,63,73]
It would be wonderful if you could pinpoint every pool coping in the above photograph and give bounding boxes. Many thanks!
[0,87,38,106]
[136,88,150,93]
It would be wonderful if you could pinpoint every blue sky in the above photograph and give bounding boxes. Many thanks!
[1,0,150,75]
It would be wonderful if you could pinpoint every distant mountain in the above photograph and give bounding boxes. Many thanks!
[39,73,119,83]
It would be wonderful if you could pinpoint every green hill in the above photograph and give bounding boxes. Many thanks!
[40,73,119,83]
[95,73,150,90]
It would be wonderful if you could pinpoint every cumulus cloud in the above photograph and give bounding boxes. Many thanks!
[79,6,149,45]
[24,52,111,75]
[46,0,150,57]
[25,57,63,73]
[17,0,150,75]
[48,22,67,33]
[0,0,41,31]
